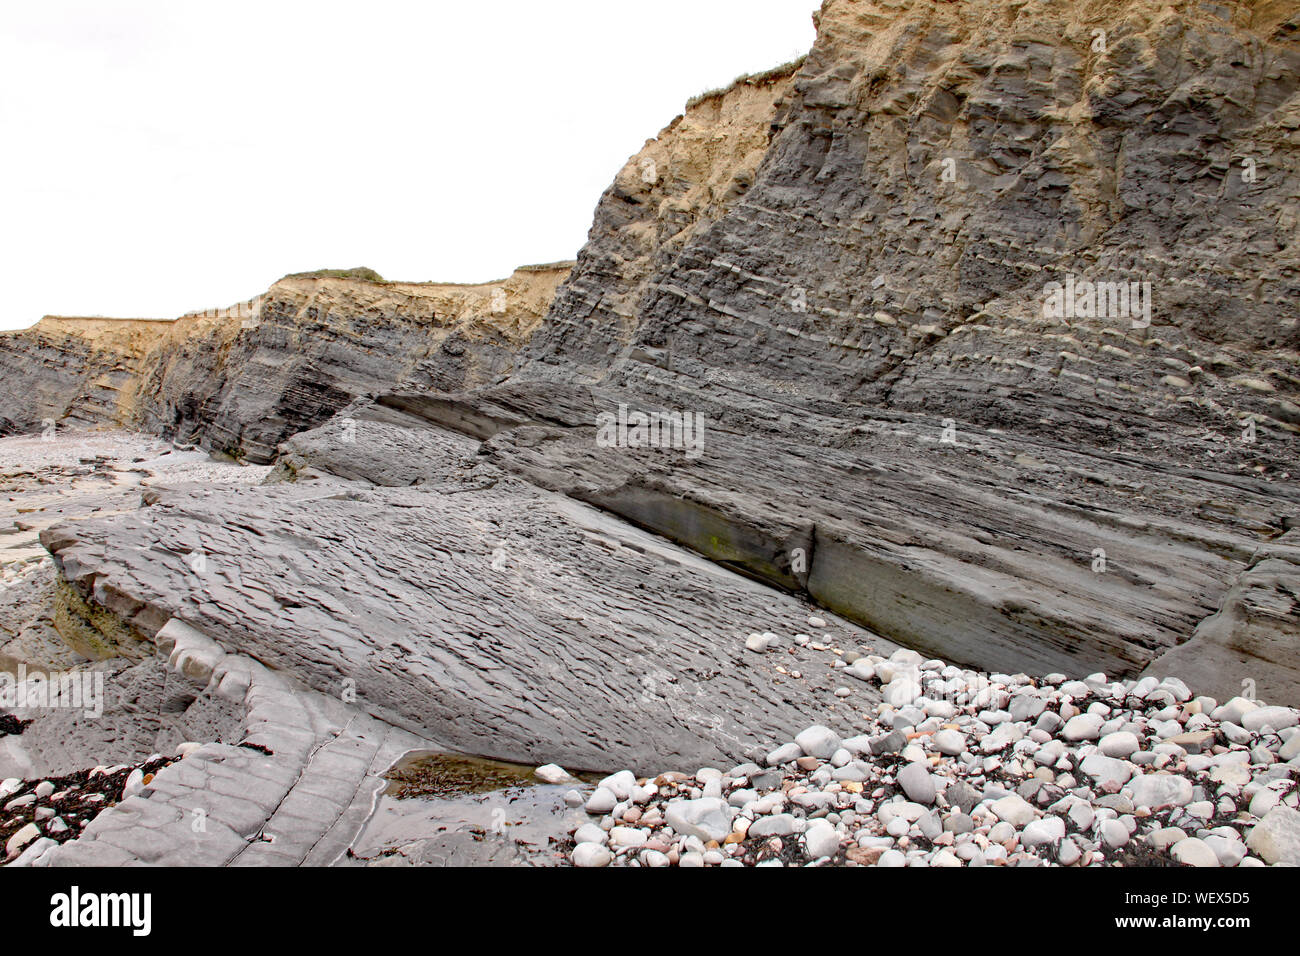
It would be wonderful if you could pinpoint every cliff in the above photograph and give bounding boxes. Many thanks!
[10,0,1300,788]
[369,0,1300,702]
[523,61,802,378]
[0,263,573,461]
[0,317,179,434]
[131,262,573,461]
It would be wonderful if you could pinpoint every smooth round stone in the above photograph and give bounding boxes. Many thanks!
[925,700,956,719]
[1203,834,1246,867]
[1020,816,1066,847]
[640,849,670,867]
[1099,731,1141,758]
[584,787,618,814]
[678,851,705,868]
[1250,788,1281,818]
[804,823,841,859]
[1100,819,1129,848]
[563,789,586,808]
[876,849,907,867]
[1245,806,1300,865]
[885,679,922,708]
[1127,773,1193,810]
[795,725,842,759]
[1080,753,1133,787]
[1241,706,1299,733]
[897,762,936,805]
[1171,837,1221,867]
[572,842,613,867]
[748,813,798,838]
[1057,838,1082,865]
[990,794,1036,827]
[608,826,648,848]
[766,742,803,766]
[573,823,607,845]
[1061,713,1104,741]
[933,729,966,756]
[598,770,637,800]
[1146,827,1186,850]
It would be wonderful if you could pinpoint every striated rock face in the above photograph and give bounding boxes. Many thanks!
[523,63,800,380]
[7,0,1300,796]
[372,0,1300,701]
[132,263,573,461]
[0,263,572,462]
[0,317,175,434]
[532,0,1300,460]
[39,413,892,771]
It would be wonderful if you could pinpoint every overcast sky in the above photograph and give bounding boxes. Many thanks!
[0,1,817,330]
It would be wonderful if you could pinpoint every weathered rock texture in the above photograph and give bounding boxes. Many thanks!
[528,0,1300,459]
[40,414,892,771]
[135,264,573,461]
[1,264,573,463]
[523,61,801,379]
[6,0,1300,798]
[416,0,1300,701]
[0,317,175,434]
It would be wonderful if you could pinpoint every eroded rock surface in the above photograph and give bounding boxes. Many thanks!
[415,0,1300,700]
[0,318,175,434]
[40,417,894,773]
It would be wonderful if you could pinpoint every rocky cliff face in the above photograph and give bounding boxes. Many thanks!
[533,0,1300,462]
[132,263,572,461]
[7,0,1300,791]
[0,317,176,434]
[372,0,1300,702]
[0,264,572,462]
[523,62,801,379]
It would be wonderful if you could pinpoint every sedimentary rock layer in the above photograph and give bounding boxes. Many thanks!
[135,264,573,462]
[0,317,175,434]
[39,414,894,772]
[1,264,573,463]
[426,0,1300,701]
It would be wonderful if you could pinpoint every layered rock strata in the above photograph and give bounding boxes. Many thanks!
[37,414,895,772]
[1,264,573,463]
[0,318,175,434]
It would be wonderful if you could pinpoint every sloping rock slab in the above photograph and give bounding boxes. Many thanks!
[41,424,888,772]
[363,381,1298,703]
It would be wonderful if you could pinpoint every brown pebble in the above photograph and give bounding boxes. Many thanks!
[846,846,885,865]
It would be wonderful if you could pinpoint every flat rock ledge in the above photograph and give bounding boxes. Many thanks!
[7,618,431,867]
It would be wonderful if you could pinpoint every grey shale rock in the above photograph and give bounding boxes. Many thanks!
[4,0,1300,869]
[897,762,937,805]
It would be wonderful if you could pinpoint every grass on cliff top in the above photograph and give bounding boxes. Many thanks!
[281,266,385,283]
[685,56,806,110]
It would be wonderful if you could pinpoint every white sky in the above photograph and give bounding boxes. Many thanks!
[0,1,817,330]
